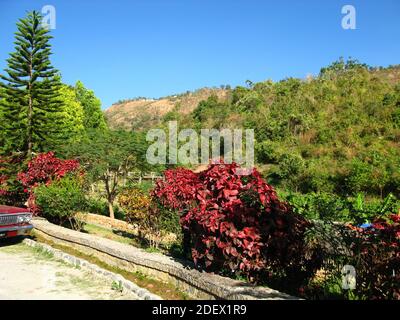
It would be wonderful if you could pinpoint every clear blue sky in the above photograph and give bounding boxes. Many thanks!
[0,0,399,109]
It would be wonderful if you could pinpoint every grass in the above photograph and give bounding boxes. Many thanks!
[82,223,140,246]
[31,231,190,300]
[31,244,55,260]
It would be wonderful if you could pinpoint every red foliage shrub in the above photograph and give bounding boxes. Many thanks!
[152,163,399,298]
[152,168,201,211]
[17,152,80,214]
[152,163,319,283]
[354,214,400,299]
[17,152,80,189]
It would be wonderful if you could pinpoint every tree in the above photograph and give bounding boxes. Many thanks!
[17,152,80,214]
[57,84,85,143]
[74,81,107,131]
[64,130,149,219]
[0,11,62,159]
[0,87,5,150]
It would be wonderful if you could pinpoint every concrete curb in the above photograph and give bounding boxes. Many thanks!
[23,238,162,300]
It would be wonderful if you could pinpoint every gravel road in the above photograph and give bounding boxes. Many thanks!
[0,240,140,300]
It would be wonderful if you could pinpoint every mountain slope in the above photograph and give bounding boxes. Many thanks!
[104,87,229,130]
[103,61,400,199]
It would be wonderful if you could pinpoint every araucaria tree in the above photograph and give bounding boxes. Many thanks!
[0,11,62,159]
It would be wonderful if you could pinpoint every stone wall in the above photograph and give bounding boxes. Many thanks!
[31,218,299,300]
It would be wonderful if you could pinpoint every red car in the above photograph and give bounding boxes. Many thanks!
[0,205,33,239]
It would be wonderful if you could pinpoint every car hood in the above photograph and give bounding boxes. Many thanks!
[0,205,30,214]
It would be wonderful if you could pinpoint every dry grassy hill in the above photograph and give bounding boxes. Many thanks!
[104,87,229,130]
[372,65,400,85]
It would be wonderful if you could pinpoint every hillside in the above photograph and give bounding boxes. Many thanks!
[104,60,400,200]
[104,87,229,130]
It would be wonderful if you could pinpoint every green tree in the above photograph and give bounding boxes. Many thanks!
[0,87,5,150]
[0,11,62,158]
[74,81,107,131]
[57,84,85,143]
[64,130,149,219]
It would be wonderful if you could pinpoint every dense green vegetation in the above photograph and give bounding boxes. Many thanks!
[159,59,400,221]
[0,11,107,159]
[62,130,151,218]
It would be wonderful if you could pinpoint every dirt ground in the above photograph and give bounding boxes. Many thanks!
[0,240,140,300]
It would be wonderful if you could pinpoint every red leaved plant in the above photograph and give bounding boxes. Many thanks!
[152,162,319,283]
[17,152,80,214]
[355,214,400,299]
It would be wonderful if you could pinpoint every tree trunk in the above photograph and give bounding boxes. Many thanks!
[27,59,33,159]
[104,172,115,219]
[108,200,115,219]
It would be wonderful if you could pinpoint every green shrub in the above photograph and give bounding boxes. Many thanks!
[152,203,182,238]
[347,193,400,224]
[280,191,350,221]
[255,140,280,163]
[34,176,87,229]
[280,190,400,224]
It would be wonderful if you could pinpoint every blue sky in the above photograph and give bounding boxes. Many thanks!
[0,0,399,109]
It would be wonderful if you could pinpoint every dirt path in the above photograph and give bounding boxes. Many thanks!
[0,241,140,300]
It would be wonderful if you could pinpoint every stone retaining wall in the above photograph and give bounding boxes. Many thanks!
[31,218,299,300]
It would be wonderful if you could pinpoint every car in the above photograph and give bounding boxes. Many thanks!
[0,205,33,239]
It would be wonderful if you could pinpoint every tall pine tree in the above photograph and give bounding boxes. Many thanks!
[0,10,62,159]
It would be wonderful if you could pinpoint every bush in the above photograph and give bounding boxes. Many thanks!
[18,152,80,188]
[255,141,279,163]
[350,214,400,299]
[152,163,400,299]
[34,176,87,229]
[281,190,400,224]
[118,188,181,247]
[118,188,151,229]
[281,191,349,221]
[304,214,400,300]
[17,152,81,214]
[152,163,320,284]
